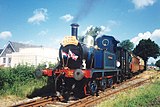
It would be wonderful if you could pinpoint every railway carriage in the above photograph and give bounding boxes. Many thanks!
[138,56,145,72]
[130,54,140,73]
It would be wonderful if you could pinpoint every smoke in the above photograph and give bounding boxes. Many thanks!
[73,0,99,22]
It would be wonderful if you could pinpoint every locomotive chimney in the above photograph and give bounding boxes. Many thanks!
[71,23,79,39]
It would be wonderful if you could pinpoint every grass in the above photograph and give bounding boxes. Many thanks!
[0,78,47,98]
[98,74,160,107]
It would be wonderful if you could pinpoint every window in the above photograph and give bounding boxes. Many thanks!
[3,58,6,63]
[8,58,11,63]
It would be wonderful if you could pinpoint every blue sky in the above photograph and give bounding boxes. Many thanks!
[0,0,160,63]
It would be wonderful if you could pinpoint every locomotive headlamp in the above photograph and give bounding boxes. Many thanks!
[74,69,84,80]
[116,61,121,67]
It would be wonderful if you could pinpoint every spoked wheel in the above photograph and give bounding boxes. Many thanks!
[73,83,85,99]
[61,90,69,103]
[47,76,55,94]
[128,72,133,79]
[55,76,69,102]
[123,74,127,81]
[119,74,125,83]
[100,78,107,91]
[88,79,98,96]
[107,78,113,88]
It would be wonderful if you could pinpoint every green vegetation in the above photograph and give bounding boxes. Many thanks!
[85,27,102,39]
[0,65,47,98]
[133,39,160,70]
[98,76,160,107]
[155,60,160,68]
[78,26,102,42]
[119,39,134,52]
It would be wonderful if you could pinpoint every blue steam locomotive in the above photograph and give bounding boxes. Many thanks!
[35,23,143,102]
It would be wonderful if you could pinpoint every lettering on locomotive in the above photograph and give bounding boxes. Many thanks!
[61,36,78,46]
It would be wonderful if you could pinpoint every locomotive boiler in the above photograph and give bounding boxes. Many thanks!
[59,24,94,70]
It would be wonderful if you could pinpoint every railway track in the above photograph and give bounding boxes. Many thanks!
[12,96,58,107]
[11,71,159,107]
[66,78,150,107]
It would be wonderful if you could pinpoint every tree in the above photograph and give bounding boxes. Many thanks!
[86,27,102,40]
[155,60,160,67]
[133,38,160,70]
[119,39,134,52]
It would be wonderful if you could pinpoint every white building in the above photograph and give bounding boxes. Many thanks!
[0,41,58,67]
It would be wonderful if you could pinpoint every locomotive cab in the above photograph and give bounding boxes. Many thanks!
[94,35,119,69]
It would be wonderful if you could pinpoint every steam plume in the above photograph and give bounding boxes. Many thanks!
[73,0,99,22]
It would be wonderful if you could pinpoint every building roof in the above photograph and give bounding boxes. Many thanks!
[0,41,42,56]
[9,41,41,52]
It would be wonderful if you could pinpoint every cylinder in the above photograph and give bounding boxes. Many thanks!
[71,23,79,39]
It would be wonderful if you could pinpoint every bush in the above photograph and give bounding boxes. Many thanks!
[0,64,47,97]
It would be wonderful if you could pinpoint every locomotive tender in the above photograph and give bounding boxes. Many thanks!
[35,23,144,101]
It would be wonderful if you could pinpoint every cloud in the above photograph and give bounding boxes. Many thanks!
[99,26,111,35]
[38,30,48,36]
[60,14,74,22]
[108,20,119,26]
[131,0,156,9]
[131,29,160,45]
[28,8,48,24]
[152,29,160,39]
[147,57,160,64]
[0,31,12,39]
[107,20,120,29]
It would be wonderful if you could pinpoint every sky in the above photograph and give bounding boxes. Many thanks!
[0,0,160,64]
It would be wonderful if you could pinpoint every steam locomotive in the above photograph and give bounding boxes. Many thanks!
[35,23,144,101]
